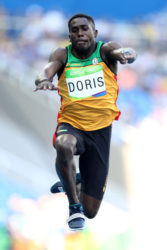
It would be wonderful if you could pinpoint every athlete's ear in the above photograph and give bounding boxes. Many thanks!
[94,29,98,38]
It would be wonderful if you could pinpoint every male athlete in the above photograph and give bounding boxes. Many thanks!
[34,13,137,230]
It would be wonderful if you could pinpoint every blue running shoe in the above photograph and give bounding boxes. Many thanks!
[50,173,81,193]
[50,180,64,193]
[67,203,85,231]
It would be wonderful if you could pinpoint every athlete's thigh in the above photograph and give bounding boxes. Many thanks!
[53,123,85,155]
[79,146,109,202]
[79,125,112,201]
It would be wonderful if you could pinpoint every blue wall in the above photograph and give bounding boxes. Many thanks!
[1,0,167,20]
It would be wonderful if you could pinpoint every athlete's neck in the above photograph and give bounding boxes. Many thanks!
[71,43,97,59]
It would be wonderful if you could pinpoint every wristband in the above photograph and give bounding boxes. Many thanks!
[35,78,52,86]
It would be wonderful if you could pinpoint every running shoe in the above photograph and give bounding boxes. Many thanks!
[50,173,81,193]
[67,203,85,230]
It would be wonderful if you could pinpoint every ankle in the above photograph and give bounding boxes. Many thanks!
[69,203,81,208]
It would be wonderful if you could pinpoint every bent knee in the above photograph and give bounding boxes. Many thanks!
[81,193,102,219]
[83,208,98,219]
[56,141,73,155]
[55,135,77,155]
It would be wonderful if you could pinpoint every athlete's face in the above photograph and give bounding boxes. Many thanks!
[69,17,98,53]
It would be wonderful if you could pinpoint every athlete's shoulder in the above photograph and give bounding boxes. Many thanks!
[49,47,67,65]
[100,41,121,74]
[101,41,122,55]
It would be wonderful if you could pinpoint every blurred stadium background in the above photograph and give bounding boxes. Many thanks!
[0,1,167,249]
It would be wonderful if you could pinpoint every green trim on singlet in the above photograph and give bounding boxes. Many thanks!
[66,41,104,67]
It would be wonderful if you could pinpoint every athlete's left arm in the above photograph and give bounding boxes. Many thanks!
[102,41,137,64]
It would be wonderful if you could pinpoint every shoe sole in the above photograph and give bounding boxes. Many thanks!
[70,226,85,231]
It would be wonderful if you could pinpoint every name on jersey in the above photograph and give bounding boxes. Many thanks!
[65,65,107,99]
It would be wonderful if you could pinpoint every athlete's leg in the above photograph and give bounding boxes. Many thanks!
[79,125,112,219]
[53,124,86,230]
[55,134,80,205]
[79,151,108,219]
[80,192,102,219]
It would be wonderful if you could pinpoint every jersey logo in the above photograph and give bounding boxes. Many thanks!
[66,62,81,67]
[57,129,68,133]
[92,57,98,65]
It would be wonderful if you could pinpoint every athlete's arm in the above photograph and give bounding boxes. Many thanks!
[34,48,67,91]
[101,41,137,65]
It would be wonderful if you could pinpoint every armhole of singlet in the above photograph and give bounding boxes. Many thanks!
[98,41,105,62]
[66,44,71,63]
[57,47,68,79]
[99,41,117,75]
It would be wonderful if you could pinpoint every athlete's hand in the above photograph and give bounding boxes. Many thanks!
[34,80,59,92]
[112,48,137,64]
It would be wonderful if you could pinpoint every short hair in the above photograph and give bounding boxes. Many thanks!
[68,13,95,30]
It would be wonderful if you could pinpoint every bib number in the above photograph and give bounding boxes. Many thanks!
[65,65,106,99]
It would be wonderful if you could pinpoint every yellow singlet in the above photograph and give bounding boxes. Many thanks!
[57,41,121,131]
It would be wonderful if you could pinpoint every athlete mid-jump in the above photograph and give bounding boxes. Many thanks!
[35,13,137,230]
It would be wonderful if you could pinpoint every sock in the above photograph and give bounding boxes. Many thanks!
[69,203,81,208]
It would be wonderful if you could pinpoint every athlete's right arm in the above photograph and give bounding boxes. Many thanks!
[34,48,67,91]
